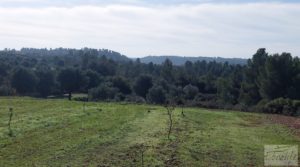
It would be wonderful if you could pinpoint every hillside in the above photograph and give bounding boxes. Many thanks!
[139,55,248,65]
[1,48,299,116]
[1,48,131,62]
[2,48,248,65]
[0,97,299,166]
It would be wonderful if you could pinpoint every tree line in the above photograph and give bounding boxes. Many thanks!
[0,48,299,116]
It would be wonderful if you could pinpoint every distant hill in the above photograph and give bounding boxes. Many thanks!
[2,48,248,65]
[138,56,248,65]
[12,48,131,62]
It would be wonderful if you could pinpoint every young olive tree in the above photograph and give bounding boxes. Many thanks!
[8,107,13,137]
[164,102,176,140]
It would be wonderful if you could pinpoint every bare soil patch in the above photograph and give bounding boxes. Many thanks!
[268,114,300,136]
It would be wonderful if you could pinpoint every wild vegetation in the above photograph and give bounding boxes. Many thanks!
[0,97,299,166]
[0,48,299,116]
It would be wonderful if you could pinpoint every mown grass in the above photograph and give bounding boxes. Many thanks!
[0,97,299,166]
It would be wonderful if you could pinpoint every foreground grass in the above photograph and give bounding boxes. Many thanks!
[0,97,299,166]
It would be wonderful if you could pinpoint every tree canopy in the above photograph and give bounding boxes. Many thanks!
[0,48,299,115]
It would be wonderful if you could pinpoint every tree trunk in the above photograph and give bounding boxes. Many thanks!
[167,109,173,140]
[68,92,72,101]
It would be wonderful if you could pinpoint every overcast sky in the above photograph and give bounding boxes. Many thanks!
[0,0,299,58]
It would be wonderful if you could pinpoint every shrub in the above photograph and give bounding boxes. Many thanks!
[85,70,102,89]
[183,84,199,100]
[0,85,15,96]
[133,75,153,98]
[185,99,220,109]
[194,93,216,102]
[261,98,300,116]
[114,93,126,102]
[124,95,146,103]
[146,86,166,104]
[11,68,37,94]
[293,100,300,116]
[88,84,119,101]
[232,104,248,112]
[111,76,132,95]
[73,96,88,102]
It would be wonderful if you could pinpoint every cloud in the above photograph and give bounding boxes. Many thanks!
[0,3,299,58]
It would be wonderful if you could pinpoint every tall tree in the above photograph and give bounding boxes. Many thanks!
[111,76,132,95]
[133,75,153,98]
[239,48,268,105]
[36,70,55,97]
[217,78,235,104]
[258,53,294,100]
[85,70,102,90]
[11,68,37,94]
[287,57,300,99]
[183,84,199,100]
[58,68,87,100]
[161,59,174,82]
[147,85,166,104]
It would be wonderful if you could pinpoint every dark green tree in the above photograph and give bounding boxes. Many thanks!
[36,70,55,97]
[89,56,116,76]
[88,83,118,101]
[11,68,37,94]
[111,76,132,95]
[183,84,199,100]
[146,86,166,104]
[239,48,268,105]
[85,70,102,90]
[217,78,235,104]
[258,53,294,100]
[161,59,174,82]
[58,68,87,100]
[133,75,153,98]
[287,57,300,99]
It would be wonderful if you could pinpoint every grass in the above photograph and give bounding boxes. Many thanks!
[0,97,299,166]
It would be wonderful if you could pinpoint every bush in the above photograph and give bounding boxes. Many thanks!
[111,76,131,95]
[194,93,216,102]
[88,84,119,101]
[183,84,199,100]
[146,86,166,104]
[73,96,88,102]
[185,99,220,109]
[85,70,102,89]
[11,68,37,94]
[261,98,300,116]
[232,104,248,112]
[0,85,15,96]
[114,93,126,102]
[292,100,300,116]
[133,75,153,98]
[124,95,146,103]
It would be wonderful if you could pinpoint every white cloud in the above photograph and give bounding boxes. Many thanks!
[0,3,299,58]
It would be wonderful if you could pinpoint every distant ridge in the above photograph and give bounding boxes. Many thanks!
[138,55,248,65]
[1,48,248,65]
[1,48,131,62]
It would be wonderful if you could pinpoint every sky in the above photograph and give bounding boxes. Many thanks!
[0,0,299,58]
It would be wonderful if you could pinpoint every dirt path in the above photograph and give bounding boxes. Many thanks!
[267,114,300,136]
[162,111,189,167]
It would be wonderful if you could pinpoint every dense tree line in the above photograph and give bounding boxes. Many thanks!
[0,48,299,115]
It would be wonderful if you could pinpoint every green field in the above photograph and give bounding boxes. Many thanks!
[0,97,299,166]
